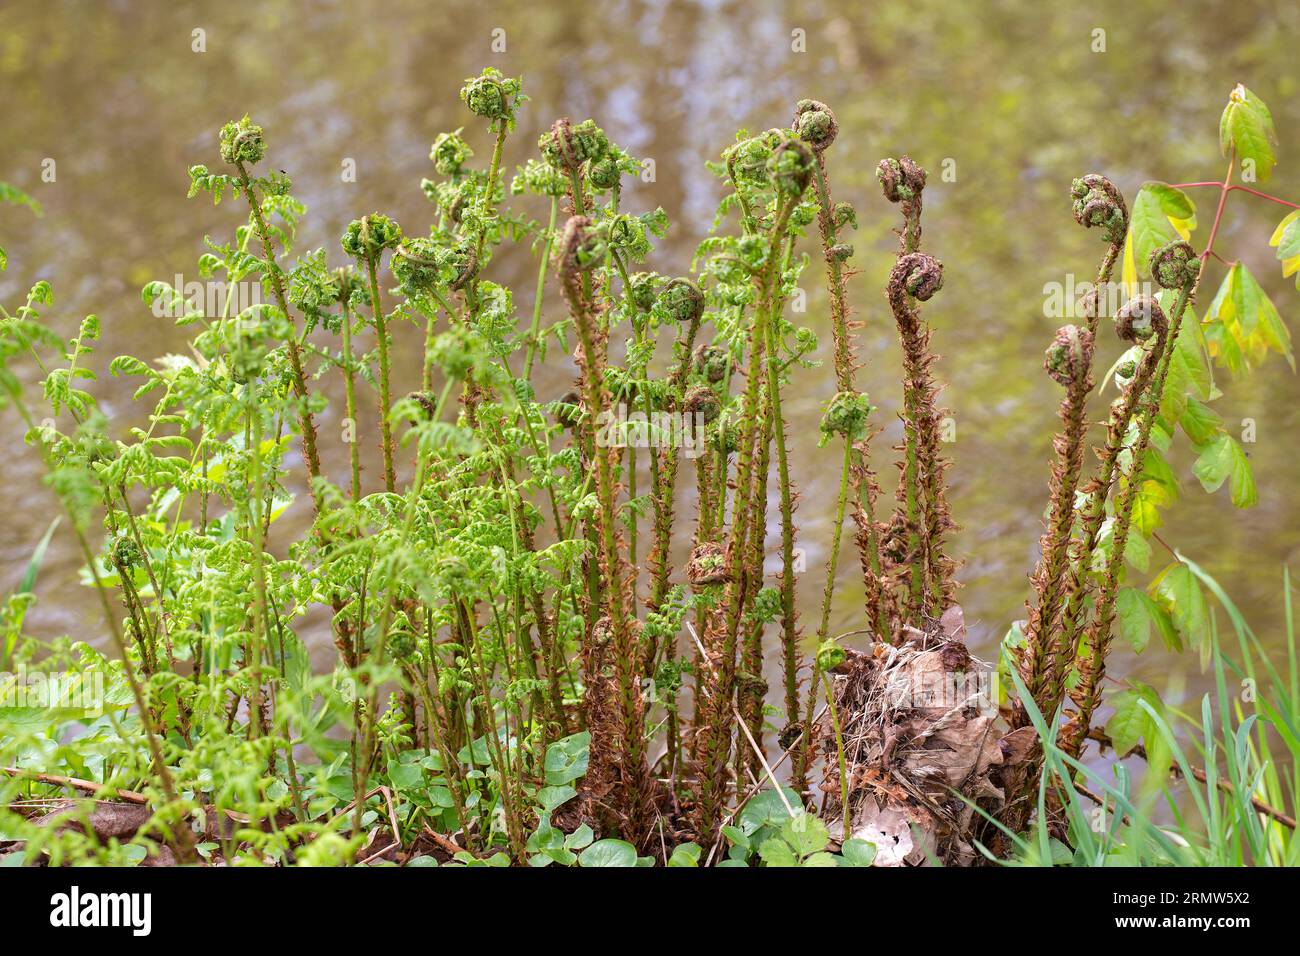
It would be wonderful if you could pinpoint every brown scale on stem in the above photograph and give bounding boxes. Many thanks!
[885,248,956,617]
[1001,178,1131,837]
[642,280,706,671]
[580,615,631,834]
[795,99,859,393]
[762,352,806,788]
[695,137,813,836]
[1060,243,1197,760]
[850,449,897,640]
[1001,303,1167,836]
[738,400,772,780]
[879,156,927,254]
[1019,176,1131,719]
[1017,324,1096,717]
[556,215,653,842]
[1051,295,1173,719]
[684,543,727,767]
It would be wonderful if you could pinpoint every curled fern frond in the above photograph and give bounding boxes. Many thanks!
[890,252,944,303]
[877,156,926,204]
[1149,238,1201,289]
[1043,324,1095,389]
[219,115,266,166]
[1070,173,1128,244]
[792,98,839,152]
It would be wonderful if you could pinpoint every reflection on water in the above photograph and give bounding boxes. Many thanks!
[3,0,1299,714]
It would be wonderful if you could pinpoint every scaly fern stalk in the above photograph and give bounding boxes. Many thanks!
[347,215,402,493]
[795,100,856,393]
[1047,295,1167,714]
[1000,324,1103,837]
[644,280,705,619]
[883,238,951,617]
[762,298,805,788]
[738,228,803,779]
[879,158,935,615]
[1018,325,1096,714]
[697,161,807,836]
[1017,176,1129,721]
[1008,291,1172,831]
[1062,242,1200,759]
[538,116,605,633]
[222,119,326,519]
[797,102,871,790]
[701,129,815,819]
[558,215,652,842]
[335,269,364,503]
[738,382,776,777]
[851,455,893,639]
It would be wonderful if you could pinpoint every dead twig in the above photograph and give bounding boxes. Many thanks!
[1,766,148,803]
[1088,728,1296,829]
[421,825,469,858]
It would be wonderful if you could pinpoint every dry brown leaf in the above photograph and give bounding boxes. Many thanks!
[35,800,153,842]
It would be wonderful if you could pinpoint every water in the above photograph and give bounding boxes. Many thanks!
[2,0,1299,716]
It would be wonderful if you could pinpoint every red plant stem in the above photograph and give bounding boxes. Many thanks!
[1198,156,1237,274]
[1170,182,1300,210]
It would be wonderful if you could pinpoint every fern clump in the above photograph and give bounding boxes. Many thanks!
[1,78,1296,869]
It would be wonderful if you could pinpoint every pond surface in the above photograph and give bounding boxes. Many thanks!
[2,0,1299,720]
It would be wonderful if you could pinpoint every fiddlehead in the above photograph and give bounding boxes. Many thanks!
[1070,173,1129,287]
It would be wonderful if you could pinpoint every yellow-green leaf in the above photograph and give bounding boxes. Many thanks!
[1130,492,1162,537]
[1220,84,1277,182]
[1122,183,1195,286]
[1151,563,1210,648]
[1192,433,1234,493]
[1229,442,1258,508]
[1190,431,1253,509]
[1236,263,1292,370]
[1203,263,1292,373]
[1203,313,1246,377]
[1140,448,1180,506]
[1106,690,1145,755]
[1274,210,1300,257]
[1116,587,1163,653]
[1158,297,1212,424]
[1270,210,1300,286]
[1179,396,1223,446]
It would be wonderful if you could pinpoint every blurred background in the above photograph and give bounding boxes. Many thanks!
[1,0,1298,715]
